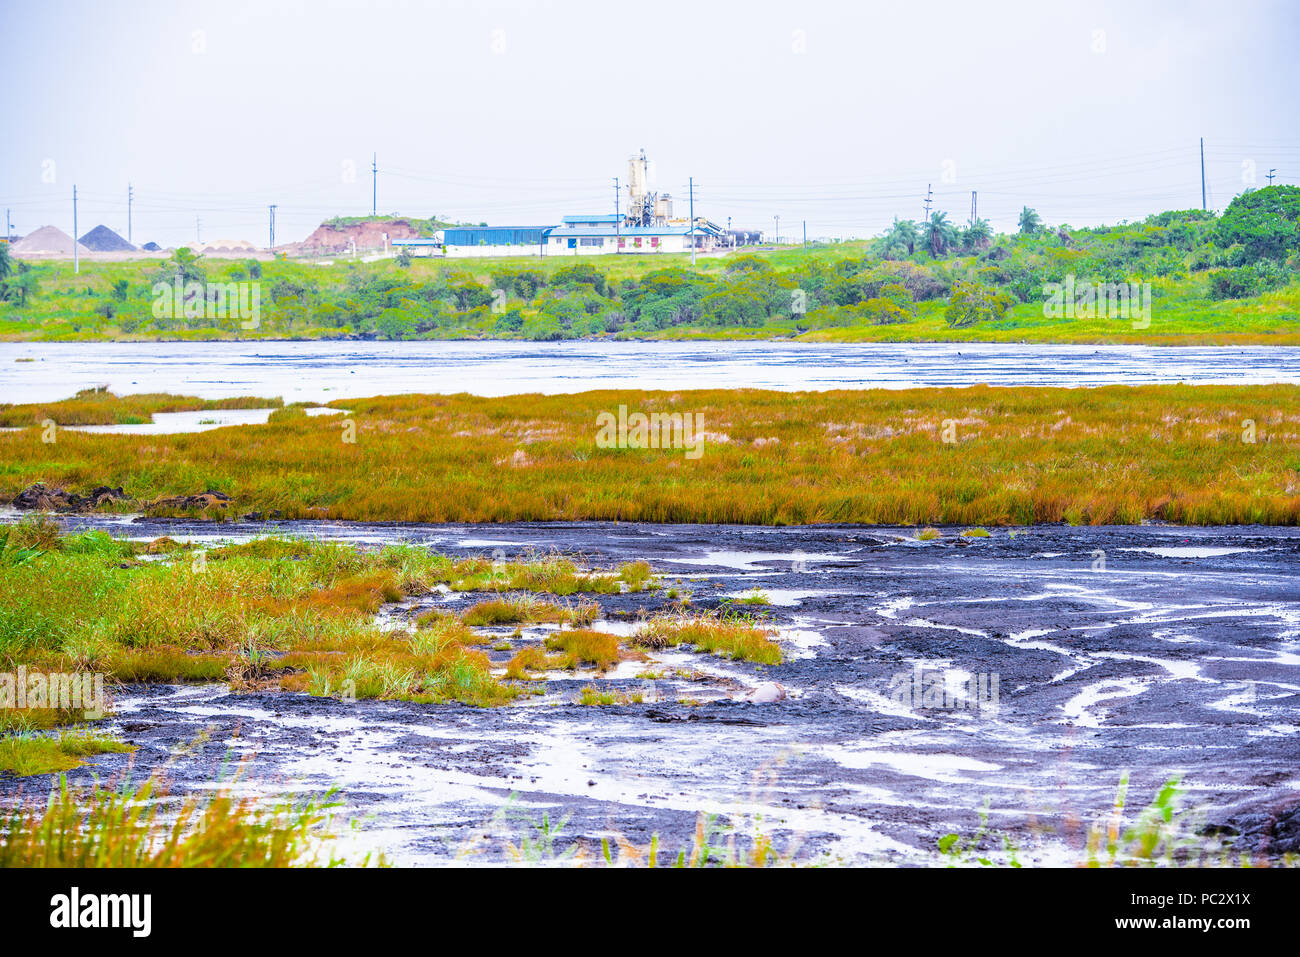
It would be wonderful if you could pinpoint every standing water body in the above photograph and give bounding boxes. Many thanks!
[4,341,1300,402]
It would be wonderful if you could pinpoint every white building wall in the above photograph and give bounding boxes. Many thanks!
[545,233,709,255]
[444,243,547,258]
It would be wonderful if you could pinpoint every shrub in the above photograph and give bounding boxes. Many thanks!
[945,281,1015,327]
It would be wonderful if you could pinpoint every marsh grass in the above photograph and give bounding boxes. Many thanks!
[576,685,643,706]
[0,389,282,428]
[462,594,586,627]
[9,385,1294,526]
[458,792,808,867]
[503,628,625,678]
[938,775,1298,868]
[0,770,382,867]
[617,560,655,591]
[0,531,519,707]
[543,630,621,671]
[0,728,134,777]
[634,611,782,665]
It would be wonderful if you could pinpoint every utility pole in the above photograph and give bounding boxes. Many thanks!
[268,204,277,251]
[128,183,133,245]
[1200,138,1206,211]
[1267,168,1277,186]
[372,153,377,217]
[613,177,620,253]
[969,190,977,227]
[689,177,696,266]
[923,184,933,223]
[73,185,78,275]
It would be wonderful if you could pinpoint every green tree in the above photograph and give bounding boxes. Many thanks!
[375,307,415,339]
[881,218,918,258]
[494,308,524,333]
[167,247,206,282]
[962,218,993,251]
[1213,185,1300,263]
[921,212,958,257]
[3,263,39,306]
[551,263,608,296]
[945,280,1014,327]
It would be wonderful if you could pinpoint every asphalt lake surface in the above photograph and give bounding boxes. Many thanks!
[6,516,1297,866]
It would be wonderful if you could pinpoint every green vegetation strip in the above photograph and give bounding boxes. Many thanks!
[3,385,1298,525]
[2,188,1299,344]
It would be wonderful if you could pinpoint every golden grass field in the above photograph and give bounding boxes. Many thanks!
[1,385,1297,526]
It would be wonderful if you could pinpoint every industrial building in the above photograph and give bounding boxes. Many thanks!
[440,226,549,258]
[391,150,746,259]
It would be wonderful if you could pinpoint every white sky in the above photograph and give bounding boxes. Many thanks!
[4,0,1298,246]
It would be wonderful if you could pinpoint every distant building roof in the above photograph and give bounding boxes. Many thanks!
[550,225,695,237]
[443,226,552,246]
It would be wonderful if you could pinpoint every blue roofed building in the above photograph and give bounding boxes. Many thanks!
[432,225,552,258]
[546,215,724,256]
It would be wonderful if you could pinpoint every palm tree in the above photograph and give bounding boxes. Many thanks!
[922,212,957,257]
[4,265,39,306]
[1018,206,1042,236]
[963,218,993,251]
[880,218,917,259]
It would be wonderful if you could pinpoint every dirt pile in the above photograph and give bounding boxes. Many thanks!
[78,224,136,252]
[283,218,422,257]
[10,225,91,256]
[196,238,258,254]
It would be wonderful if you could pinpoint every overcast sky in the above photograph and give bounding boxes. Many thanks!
[4,0,1298,247]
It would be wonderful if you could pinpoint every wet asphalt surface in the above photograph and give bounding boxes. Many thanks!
[3,516,1299,865]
